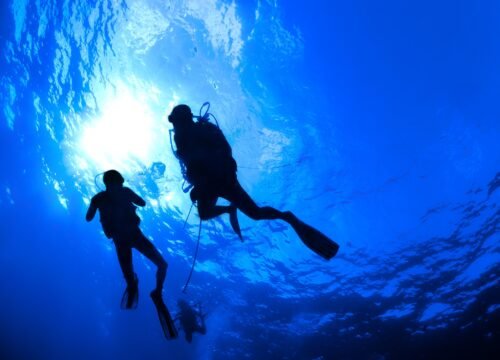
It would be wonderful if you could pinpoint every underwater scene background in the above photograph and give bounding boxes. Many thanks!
[1,0,499,359]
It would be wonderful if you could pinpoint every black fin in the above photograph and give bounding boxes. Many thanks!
[288,215,339,260]
[120,275,139,309]
[151,292,179,340]
[229,205,243,241]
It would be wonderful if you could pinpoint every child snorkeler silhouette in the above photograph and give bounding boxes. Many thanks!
[86,169,177,339]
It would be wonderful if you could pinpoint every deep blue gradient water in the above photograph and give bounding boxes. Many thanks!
[1,1,499,359]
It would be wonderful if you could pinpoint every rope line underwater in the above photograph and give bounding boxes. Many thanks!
[182,218,202,293]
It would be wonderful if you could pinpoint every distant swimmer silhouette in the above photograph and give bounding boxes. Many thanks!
[168,104,339,260]
[175,299,207,343]
[86,170,177,339]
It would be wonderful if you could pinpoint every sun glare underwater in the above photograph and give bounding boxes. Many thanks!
[1,0,499,359]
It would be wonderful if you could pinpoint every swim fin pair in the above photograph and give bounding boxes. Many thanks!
[121,274,139,309]
[151,290,178,340]
[229,204,243,241]
[286,212,339,260]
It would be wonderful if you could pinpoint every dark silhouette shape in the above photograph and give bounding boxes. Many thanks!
[86,170,177,339]
[168,104,339,260]
[151,290,179,339]
[175,299,207,343]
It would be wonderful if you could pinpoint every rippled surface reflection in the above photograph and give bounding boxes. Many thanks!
[1,0,499,359]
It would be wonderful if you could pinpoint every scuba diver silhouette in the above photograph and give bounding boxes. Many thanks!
[175,299,207,343]
[168,104,339,260]
[86,170,178,339]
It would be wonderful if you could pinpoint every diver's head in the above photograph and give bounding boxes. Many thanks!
[103,170,124,189]
[168,104,194,128]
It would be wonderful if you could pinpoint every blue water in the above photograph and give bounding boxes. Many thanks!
[1,0,499,359]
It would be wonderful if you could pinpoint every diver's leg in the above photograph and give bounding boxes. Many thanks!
[196,189,243,238]
[133,230,167,294]
[225,181,294,222]
[196,193,232,220]
[224,181,340,260]
[115,242,136,287]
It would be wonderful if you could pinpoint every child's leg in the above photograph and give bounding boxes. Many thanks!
[133,230,167,294]
[115,242,136,287]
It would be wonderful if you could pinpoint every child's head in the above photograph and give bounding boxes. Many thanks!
[103,170,124,189]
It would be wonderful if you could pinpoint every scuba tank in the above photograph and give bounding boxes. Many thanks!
[168,102,220,193]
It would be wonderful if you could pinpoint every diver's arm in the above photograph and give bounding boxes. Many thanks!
[128,188,146,207]
[86,198,97,221]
